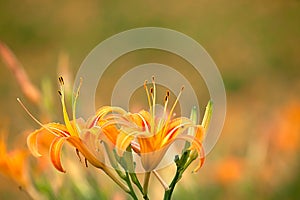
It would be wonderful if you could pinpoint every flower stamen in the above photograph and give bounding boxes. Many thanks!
[58,76,77,137]
[17,98,59,137]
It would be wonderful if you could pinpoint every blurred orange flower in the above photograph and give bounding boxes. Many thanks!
[272,101,300,152]
[214,157,244,185]
[0,130,29,188]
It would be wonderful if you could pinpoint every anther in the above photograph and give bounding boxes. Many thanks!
[181,86,185,91]
[75,148,82,163]
[84,158,88,167]
[150,87,154,94]
[166,90,170,97]
[152,76,155,82]
[58,90,62,96]
[58,76,64,85]
[164,95,168,102]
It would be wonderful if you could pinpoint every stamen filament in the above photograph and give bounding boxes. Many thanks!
[151,76,156,133]
[58,76,78,137]
[72,77,83,133]
[163,86,184,134]
[17,98,59,137]
[144,80,152,117]
[153,170,169,191]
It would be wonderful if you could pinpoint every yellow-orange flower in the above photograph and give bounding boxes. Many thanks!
[107,78,210,172]
[22,77,105,173]
[0,130,29,188]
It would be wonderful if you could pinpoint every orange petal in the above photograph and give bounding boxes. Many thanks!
[27,129,42,157]
[50,137,67,173]
[175,134,205,172]
[27,123,69,157]
[47,123,70,137]
[194,125,205,143]
[67,136,105,170]
[161,118,194,145]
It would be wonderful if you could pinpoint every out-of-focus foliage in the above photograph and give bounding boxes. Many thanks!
[1,0,300,199]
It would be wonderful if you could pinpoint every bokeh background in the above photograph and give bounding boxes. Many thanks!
[1,0,300,199]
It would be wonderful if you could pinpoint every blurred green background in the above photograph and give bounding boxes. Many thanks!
[1,0,300,199]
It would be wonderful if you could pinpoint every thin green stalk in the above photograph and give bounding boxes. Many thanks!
[163,168,182,200]
[163,150,197,200]
[143,172,151,200]
[129,172,144,195]
[102,167,130,193]
[124,172,139,200]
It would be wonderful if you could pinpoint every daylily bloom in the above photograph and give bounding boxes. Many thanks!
[21,77,105,173]
[0,130,29,188]
[20,77,129,193]
[109,77,210,172]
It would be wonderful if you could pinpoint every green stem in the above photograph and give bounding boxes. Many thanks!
[102,167,130,193]
[130,173,144,195]
[163,168,182,200]
[163,150,197,200]
[124,172,138,200]
[143,172,151,200]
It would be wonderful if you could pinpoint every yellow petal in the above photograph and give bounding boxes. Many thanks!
[95,106,127,120]
[115,130,134,156]
[201,100,213,131]
[50,137,67,173]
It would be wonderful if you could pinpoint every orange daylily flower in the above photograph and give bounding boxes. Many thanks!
[0,130,29,188]
[109,78,211,172]
[21,77,105,173]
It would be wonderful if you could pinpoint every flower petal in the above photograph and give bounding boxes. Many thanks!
[27,129,42,157]
[50,137,67,173]
[175,134,205,172]
[115,130,135,156]
[67,136,105,170]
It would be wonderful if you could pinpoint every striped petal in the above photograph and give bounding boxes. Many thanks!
[115,130,135,156]
[175,134,205,172]
[50,137,67,173]
[27,129,42,157]
[27,123,69,157]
